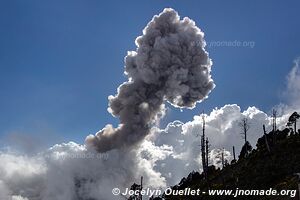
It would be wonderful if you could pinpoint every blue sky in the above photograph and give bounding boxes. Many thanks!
[0,0,299,148]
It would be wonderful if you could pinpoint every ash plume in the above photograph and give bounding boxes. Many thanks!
[86,8,215,152]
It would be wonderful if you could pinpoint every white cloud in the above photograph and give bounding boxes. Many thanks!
[1,59,299,199]
[12,196,29,200]
[0,141,169,200]
[284,58,300,109]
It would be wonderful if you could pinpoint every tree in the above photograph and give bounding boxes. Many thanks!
[128,183,141,200]
[200,114,208,179]
[272,109,277,132]
[213,148,228,168]
[128,177,143,200]
[205,137,209,171]
[239,141,252,159]
[263,125,271,153]
[238,117,251,156]
[239,117,250,144]
[287,112,300,134]
[231,146,237,163]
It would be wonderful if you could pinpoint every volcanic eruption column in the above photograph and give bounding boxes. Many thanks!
[86,8,215,152]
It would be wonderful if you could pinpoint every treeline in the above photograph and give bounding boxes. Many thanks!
[127,112,300,200]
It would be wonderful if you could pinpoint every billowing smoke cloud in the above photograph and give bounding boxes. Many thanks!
[86,8,215,152]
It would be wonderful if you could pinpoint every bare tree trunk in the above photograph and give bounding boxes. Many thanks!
[140,176,143,200]
[221,149,225,168]
[263,125,271,153]
[232,146,236,162]
[244,126,247,144]
[201,114,207,179]
[206,138,209,169]
[205,138,210,188]
[274,110,277,131]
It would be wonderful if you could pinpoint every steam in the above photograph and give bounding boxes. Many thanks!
[86,8,215,152]
[1,59,300,200]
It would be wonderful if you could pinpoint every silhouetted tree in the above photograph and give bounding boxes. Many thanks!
[128,183,141,200]
[128,177,143,200]
[221,149,226,168]
[239,117,250,143]
[272,109,277,132]
[239,117,250,156]
[239,141,252,159]
[200,114,207,179]
[277,128,290,140]
[205,137,209,170]
[272,109,278,143]
[263,125,271,153]
[287,112,300,134]
[231,146,236,163]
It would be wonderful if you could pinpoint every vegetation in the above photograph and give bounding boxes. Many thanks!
[128,112,300,200]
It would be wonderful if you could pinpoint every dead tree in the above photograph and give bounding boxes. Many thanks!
[200,114,207,179]
[232,146,236,163]
[238,117,250,156]
[205,137,209,170]
[271,109,278,143]
[205,137,211,188]
[239,117,250,143]
[221,149,225,168]
[272,109,277,132]
[139,176,143,200]
[263,125,271,153]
